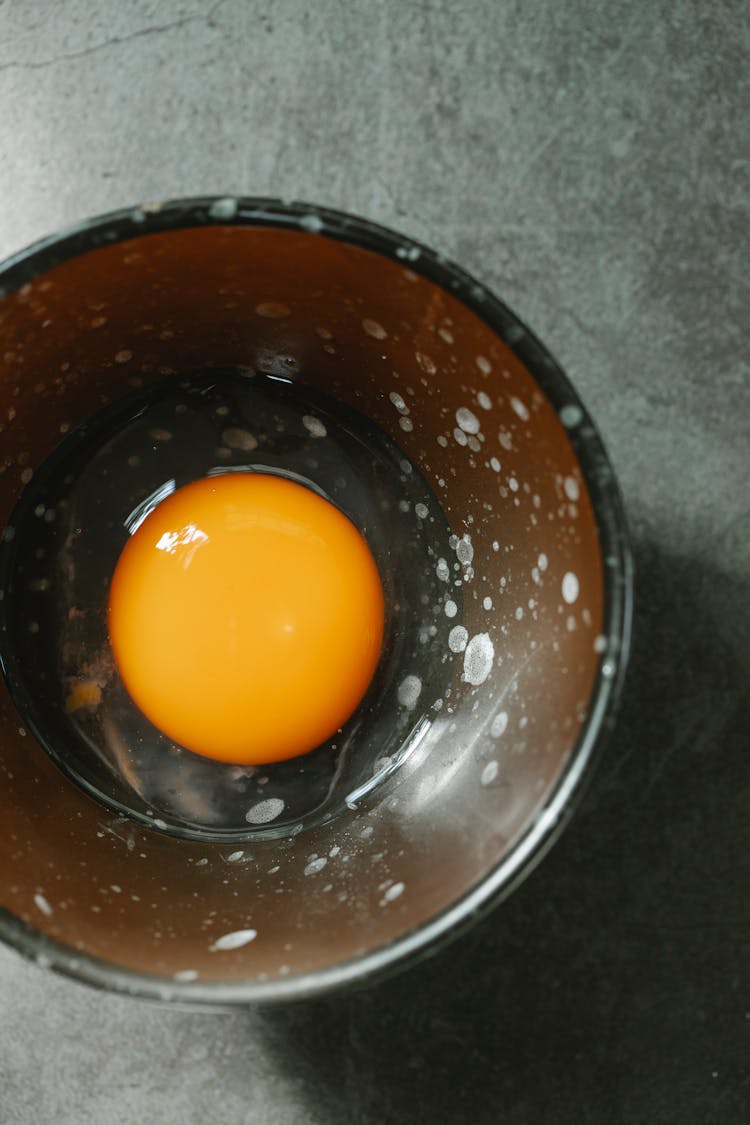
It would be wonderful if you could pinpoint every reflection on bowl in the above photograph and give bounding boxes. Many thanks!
[0,198,632,1004]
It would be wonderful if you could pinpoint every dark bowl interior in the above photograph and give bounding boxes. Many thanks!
[0,199,631,1002]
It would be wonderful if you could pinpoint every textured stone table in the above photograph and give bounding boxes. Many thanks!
[0,2,747,1121]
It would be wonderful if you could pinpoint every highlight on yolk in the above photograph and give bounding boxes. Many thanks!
[108,473,385,765]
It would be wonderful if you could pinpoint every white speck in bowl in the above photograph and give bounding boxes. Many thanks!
[302,415,327,438]
[559,404,583,427]
[210,928,258,952]
[362,318,387,339]
[299,214,323,233]
[245,798,285,825]
[208,197,238,220]
[255,301,291,319]
[564,475,580,501]
[397,674,422,709]
[448,625,469,653]
[510,396,529,421]
[562,572,579,604]
[222,427,258,452]
[463,633,494,686]
[456,407,480,434]
[481,760,499,786]
[456,536,474,565]
[490,711,508,738]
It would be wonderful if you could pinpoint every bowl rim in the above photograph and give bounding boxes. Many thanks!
[0,196,634,1006]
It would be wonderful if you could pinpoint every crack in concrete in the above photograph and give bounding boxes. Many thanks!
[0,2,224,75]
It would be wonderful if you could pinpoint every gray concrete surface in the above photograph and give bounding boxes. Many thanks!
[0,1,748,1122]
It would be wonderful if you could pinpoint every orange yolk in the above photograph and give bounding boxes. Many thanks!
[108,473,384,764]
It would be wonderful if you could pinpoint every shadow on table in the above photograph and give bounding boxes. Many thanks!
[252,532,750,1124]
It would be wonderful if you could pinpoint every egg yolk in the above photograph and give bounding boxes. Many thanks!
[108,473,384,764]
